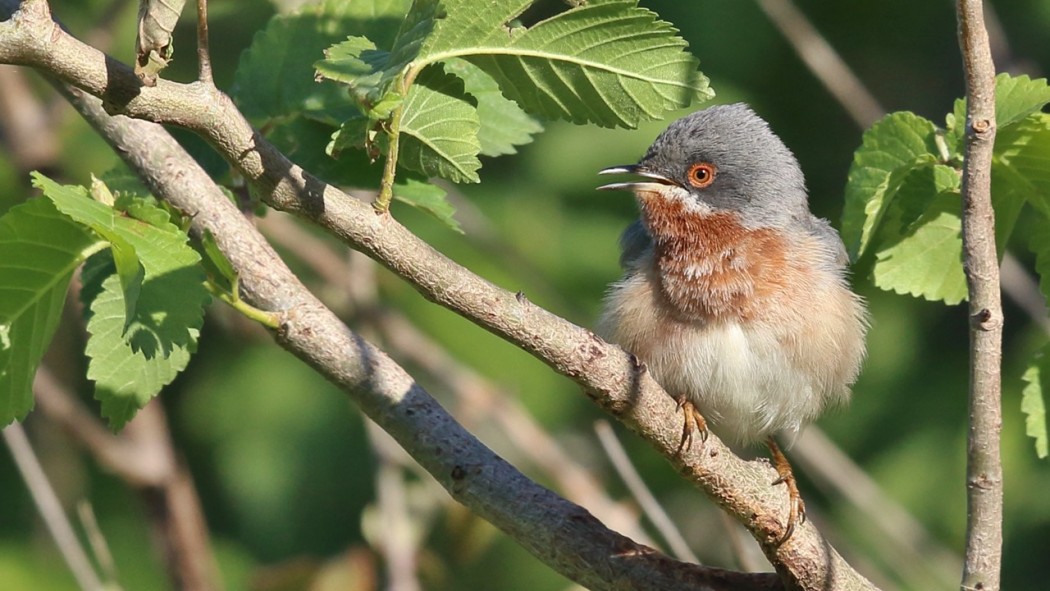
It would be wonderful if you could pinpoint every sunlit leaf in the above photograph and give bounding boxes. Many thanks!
[0,198,101,424]
[842,111,941,260]
[419,0,711,127]
[84,272,197,430]
[872,190,967,305]
[443,58,542,157]
[33,174,208,359]
[1022,345,1050,459]
[393,177,459,232]
[398,65,481,183]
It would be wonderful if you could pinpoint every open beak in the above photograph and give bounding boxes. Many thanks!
[597,165,678,191]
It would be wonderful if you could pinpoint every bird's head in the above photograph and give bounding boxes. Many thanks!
[598,103,809,229]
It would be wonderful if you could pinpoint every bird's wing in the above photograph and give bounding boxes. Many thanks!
[803,215,849,268]
[618,219,653,269]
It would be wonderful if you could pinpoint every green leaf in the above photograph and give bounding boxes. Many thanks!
[850,74,1050,307]
[270,115,388,188]
[872,190,967,305]
[200,230,238,286]
[994,113,1050,217]
[393,177,460,232]
[44,179,146,327]
[842,111,942,260]
[993,74,1050,129]
[0,198,102,424]
[419,0,711,128]
[948,74,1050,151]
[234,0,412,122]
[851,152,1015,307]
[85,272,196,430]
[870,164,960,247]
[314,0,437,108]
[398,65,482,182]
[315,36,388,92]
[317,0,710,129]
[1031,211,1050,319]
[442,58,543,156]
[1021,345,1050,459]
[33,173,208,358]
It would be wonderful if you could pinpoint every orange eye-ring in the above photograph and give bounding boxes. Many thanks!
[687,162,716,188]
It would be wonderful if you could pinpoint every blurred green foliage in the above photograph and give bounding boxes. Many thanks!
[2,0,1050,590]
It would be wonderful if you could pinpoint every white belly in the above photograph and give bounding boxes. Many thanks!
[598,272,843,446]
[642,320,818,445]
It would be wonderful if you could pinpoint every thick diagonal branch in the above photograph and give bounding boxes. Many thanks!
[0,2,875,589]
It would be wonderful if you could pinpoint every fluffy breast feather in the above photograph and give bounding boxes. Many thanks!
[598,211,867,445]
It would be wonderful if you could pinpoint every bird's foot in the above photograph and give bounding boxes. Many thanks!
[675,397,709,454]
[766,436,806,547]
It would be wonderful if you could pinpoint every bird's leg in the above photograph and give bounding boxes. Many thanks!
[766,436,805,546]
[675,396,709,453]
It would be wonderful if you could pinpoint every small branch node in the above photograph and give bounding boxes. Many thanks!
[969,308,1002,331]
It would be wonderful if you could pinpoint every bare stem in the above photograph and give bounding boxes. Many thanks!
[3,422,105,591]
[204,280,280,328]
[195,0,211,85]
[377,106,403,211]
[33,368,222,591]
[754,0,883,128]
[366,421,423,591]
[594,420,699,564]
[955,1,1004,590]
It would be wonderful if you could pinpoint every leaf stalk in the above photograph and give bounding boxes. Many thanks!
[204,280,279,329]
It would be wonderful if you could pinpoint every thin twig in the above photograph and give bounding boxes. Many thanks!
[33,367,222,591]
[956,1,1004,590]
[77,501,120,586]
[194,0,211,85]
[718,512,766,573]
[366,421,423,591]
[258,213,656,547]
[593,420,698,564]
[755,0,883,128]
[792,429,960,588]
[0,64,58,171]
[3,423,104,591]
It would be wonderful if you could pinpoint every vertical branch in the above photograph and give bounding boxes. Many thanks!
[376,105,403,212]
[194,0,211,85]
[955,2,1003,590]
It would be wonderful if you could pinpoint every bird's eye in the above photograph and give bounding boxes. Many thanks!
[686,163,716,188]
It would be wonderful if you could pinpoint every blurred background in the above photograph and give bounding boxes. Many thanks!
[2,0,1050,589]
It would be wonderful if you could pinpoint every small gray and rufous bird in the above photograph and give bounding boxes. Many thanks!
[597,103,868,544]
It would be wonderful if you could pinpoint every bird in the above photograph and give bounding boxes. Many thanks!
[596,103,868,545]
